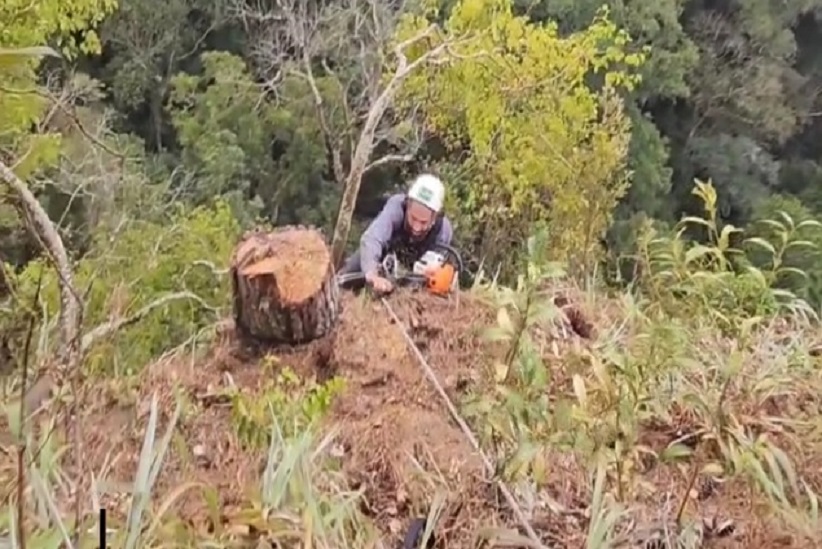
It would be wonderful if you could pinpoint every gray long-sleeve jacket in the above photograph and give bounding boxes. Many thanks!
[340,193,453,276]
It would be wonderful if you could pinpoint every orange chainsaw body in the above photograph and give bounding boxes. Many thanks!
[426,263,456,296]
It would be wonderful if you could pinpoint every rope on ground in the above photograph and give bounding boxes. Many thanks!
[380,297,549,549]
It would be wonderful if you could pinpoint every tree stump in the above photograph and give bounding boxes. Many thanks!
[230,226,340,344]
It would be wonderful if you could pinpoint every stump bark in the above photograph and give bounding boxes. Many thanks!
[230,225,340,344]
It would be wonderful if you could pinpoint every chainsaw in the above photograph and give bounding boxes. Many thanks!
[336,244,464,296]
[380,245,462,296]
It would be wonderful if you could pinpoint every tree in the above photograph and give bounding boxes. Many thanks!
[168,52,275,224]
[519,0,698,102]
[681,0,822,144]
[509,0,697,249]
[233,0,461,266]
[1,0,119,266]
[167,51,343,229]
[684,133,781,223]
[1,0,118,354]
[394,0,644,274]
[0,0,117,169]
[98,0,225,150]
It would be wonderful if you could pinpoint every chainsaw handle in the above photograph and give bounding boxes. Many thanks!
[394,273,427,286]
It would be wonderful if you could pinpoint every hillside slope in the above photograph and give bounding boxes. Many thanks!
[78,290,502,545]
[38,285,822,548]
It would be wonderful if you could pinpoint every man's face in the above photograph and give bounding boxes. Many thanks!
[405,199,436,240]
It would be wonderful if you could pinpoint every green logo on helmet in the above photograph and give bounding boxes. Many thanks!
[417,187,433,201]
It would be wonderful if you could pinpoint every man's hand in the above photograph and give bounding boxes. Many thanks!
[365,271,394,294]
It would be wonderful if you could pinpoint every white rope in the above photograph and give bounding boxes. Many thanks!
[380,297,548,548]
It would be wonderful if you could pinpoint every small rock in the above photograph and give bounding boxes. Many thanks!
[330,443,345,458]
[389,518,402,534]
[193,444,211,467]
[704,517,735,538]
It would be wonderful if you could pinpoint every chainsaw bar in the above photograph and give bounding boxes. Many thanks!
[336,244,464,296]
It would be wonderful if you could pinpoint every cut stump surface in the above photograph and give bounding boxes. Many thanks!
[230,225,340,344]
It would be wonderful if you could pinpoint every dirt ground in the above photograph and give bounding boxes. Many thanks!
[77,289,506,546]
[43,286,822,548]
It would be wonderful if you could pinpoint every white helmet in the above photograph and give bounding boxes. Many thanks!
[407,174,445,213]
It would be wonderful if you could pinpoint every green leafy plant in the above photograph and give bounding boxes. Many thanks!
[744,210,822,307]
[218,419,378,548]
[636,179,816,336]
[230,365,346,449]
[463,230,570,486]
[462,179,822,545]
[8,200,240,374]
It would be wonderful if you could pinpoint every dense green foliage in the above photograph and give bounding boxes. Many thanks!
[5,0,822,296]
[396,1,643,274]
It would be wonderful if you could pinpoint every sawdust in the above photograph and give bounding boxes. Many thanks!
[233,227,330,304]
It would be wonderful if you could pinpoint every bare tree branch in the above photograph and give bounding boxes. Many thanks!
[363,153,415,174]
[80,291,215,352]
[1,156,87,536]
[0,160,81,354]
[290,0,346,183]
[291,64,346,183]
[329,23,452,265]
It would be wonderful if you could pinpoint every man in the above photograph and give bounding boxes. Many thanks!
[339,173,454,293]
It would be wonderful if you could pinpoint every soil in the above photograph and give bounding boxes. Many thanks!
[328,292,499,543]
[12,285,819,548]
[233,226,330,304]
[75,289,504,546]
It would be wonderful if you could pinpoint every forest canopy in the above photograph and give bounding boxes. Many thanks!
[3,0,822,298]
